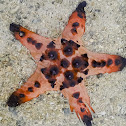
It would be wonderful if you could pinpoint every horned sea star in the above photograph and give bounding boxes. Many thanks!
[7,1,126,126]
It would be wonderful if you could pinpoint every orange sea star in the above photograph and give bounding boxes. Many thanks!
[7,1,126,126]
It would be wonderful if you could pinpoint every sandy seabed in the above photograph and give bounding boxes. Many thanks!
[0,0,126,126]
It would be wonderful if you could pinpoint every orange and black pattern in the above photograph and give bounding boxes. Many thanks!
[7,1,126,126]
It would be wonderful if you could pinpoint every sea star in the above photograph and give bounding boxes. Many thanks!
[7,1,126,126]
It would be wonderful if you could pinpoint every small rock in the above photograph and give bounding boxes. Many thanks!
[89,39,94,43]
[10,6,20,14]
[97,111,106,117]
[62,108,70,115]
[0,117,3,121]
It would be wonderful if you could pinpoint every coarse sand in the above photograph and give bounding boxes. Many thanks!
[0,0,126,126]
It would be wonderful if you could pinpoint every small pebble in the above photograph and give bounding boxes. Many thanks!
[89,39,94,43]
[0,117,3,121]
[10,6,20,14]
[62,108,70,115]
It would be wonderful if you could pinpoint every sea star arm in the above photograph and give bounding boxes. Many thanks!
[78,47,126,77]
[7,66,59,107]
[62,1,87,45]
[61,81,94,126]
[10,23,53,61]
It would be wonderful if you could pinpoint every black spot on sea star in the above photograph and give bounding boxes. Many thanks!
[28,87,33,92]
[77,77,83,83]
[69,80,76,87]
[34,81,40,88]
[82,115,92,126]
[63,46,73,56]
[76,1,87,13]
[32,40,36,45]
[80,108,85,112]
[50,66,59,76]
[61,38,67,45]
[47,41,55,48]
[19,94,25,98]
[107,59,113,66]
[78,98,83,103]
[7,93,20,107]
[40,54,45,61]
[27,37,33,43]
[60,59,70,68]
[10,23,20,32]
[77,13,83,18]
[119,57,126,70]
[48,79,56,88]
[72,92,80,99]
[72,22,79,27]
[83,69,89,75]
[64,71,74,80]
[41,68,46,74]
[81,53,88,58]
[101,61,106,67]
[48,50,58,60]
[115,59,121,66]
[60,81,69,90]
[35,43,42,50]
[72,57,82,68]
[71,28,77,34]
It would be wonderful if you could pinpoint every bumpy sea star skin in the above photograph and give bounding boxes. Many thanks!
[7,1,126,126]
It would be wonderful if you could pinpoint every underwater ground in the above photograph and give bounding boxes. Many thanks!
[0,0,126,126]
